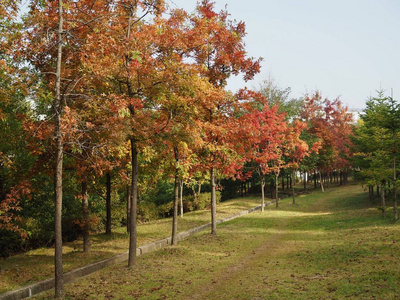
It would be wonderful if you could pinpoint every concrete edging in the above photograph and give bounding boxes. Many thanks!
[0,201,272,300]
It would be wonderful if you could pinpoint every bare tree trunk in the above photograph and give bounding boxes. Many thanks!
[54,1,64,297]
[275,173,279,208]
[261,177,265,212]
[314,170,317,188]
[393,151,398,221]
[326,172,330,188]
[381,181,386,218]
[172,146,179,245]
[319,171,325,192]
[128,141,138,267]
[106,172,112,235]
[292,170,296,205]
[126,184,130,233]
[368,185,374,204]
[303,171,307,192]
[81,181,90,252]
[179,180,184,218]
[210,167,217,234]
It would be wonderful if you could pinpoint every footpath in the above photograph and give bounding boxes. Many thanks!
[0,201,275,300]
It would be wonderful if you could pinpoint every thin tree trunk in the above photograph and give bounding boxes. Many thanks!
[210,166,217,234]
[314,170,317,188]
[292,170,296,205]
[275,173,279,208]
[281,173,284,191]
[192,186,197,201]
[303,171,307,192]
[287,174,290,189]
[54,1,64,297]
[172,146,179,245]
[261,177,265,212]
[179,180,184,218]
[393,149,398,221]
[197,183,201,197]
[106,172,112,235]
[368,185,374,203]
[270,179,274,198]
[128,141,138,267]
[126,184,130,233]
[319,171,325,192]
[381,181,386,218]
[81,181,90,252]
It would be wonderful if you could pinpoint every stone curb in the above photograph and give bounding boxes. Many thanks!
[0,201,272,300]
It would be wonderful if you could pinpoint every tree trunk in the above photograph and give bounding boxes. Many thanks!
[368,185,373,204]
[197,183,202,197]
[179,180,184,218]
[275,173,279,208]
[126,184,130,233]
[210,167,217,234]
[314,170,317,188]
[192,186,197,201]
[270,179,274,199]
[81,181,90,252]
[319,171,325,192]
[106,172,112,235]
[54,132,63,299]
[303,171,307,192]
[286,174,289,189]
[172,147,179,245]
[54,1,64,297]
[381,181,386,218]
[292,170,296,205]
[281,173,284,191]
[128,141,138,267]
[393,149,398,221]
[261,177,265,212]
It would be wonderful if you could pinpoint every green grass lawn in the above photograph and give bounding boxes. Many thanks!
[4,183,400,299]
[0,195,262,294]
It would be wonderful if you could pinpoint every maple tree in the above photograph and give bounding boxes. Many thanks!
[284,120,311,204]
[186,0,261,234]
[300,92,352,192]
[237,90,287,210]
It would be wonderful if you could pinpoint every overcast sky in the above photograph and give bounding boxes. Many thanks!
[171,0,400,109]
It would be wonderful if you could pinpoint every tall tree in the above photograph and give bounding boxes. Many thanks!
[188,0,261,234]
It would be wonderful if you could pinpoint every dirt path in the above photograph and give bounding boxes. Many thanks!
[189,191,334,299]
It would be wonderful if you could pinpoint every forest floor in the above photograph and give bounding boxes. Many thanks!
[3,183,400,299]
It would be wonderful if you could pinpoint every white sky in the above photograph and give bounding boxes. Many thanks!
[170,0,400,109]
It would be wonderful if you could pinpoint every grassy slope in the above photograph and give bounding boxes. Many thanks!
[0,196,262,294]
[33,184,400,299]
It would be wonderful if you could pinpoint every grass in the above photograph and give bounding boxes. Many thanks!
[0,195,262,294]
[32,183,400,299]
[3,183,400,299]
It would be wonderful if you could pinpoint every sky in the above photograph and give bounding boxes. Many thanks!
[170,0,400,109]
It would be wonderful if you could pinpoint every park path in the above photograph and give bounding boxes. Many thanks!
[189,191,332,300]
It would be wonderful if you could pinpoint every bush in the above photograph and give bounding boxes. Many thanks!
[0,229,24,258]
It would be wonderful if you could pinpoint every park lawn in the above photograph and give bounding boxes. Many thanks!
[31,184,400,299]
[0,195,263,294]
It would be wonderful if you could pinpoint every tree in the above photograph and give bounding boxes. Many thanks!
[187,0,261,234]
[300,92,352,192]
[354,90,400,220]
[238,90,287,210]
